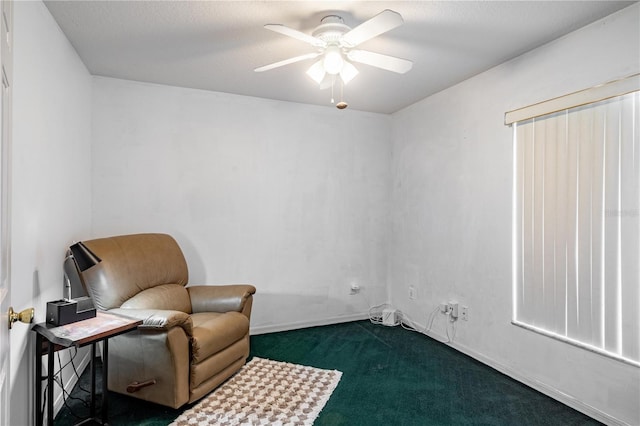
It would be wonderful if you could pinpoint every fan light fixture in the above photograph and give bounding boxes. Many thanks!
[323,46,344,75]
[256,10,413,109]
[306,47,359,87]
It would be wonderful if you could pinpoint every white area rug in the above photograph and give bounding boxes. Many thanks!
[170,357,342,425]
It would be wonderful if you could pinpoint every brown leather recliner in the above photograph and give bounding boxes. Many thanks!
[79,233,256,408]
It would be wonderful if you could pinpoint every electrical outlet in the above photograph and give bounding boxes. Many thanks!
[350,283,360,294]
[448,301,459,319]
[409,285,416,300]
[460,306,468,321]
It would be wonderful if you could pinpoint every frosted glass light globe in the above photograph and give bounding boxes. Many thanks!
[323,46,344,75]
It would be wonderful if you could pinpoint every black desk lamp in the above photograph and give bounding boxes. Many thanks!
[47,241,101,326]
[65,241,101,300]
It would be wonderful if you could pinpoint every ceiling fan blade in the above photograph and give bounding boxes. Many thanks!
[347,50,413,74]
[264,24,326,48]
[255,52,321,72]
[341,10,404,48]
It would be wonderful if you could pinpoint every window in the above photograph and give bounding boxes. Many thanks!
[507,75,639,366]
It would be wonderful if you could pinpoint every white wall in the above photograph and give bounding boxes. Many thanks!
[91,78,390,332]
[11,1,92,425]
[10,1,638,424]
[389,4,639,425]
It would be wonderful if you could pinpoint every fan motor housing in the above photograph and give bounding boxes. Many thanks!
[312,15,350,43]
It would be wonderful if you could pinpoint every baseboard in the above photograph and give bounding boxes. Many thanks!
[399,316,624,426]
[450,341,625,426]
[250,312,370,335]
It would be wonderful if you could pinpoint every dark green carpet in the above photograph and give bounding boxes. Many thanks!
[55,320,602,425]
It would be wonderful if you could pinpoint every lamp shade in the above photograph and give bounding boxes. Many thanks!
[69,241,101,272]
[340,61,359,84]
[306,60,326,84]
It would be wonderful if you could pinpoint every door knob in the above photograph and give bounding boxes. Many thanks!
[8,306,34,329]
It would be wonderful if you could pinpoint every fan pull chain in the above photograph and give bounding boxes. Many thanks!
[336,78,348,109]
[330,76,335,104]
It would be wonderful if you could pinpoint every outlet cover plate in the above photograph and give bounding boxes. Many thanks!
[461,306,468,321]
[409,286,416,300]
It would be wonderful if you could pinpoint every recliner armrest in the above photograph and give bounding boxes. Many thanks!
[109,308,193,337]
[187,285,256,315]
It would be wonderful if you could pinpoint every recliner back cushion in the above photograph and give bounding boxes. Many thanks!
[121,284,192,313]
[82,233,189,310]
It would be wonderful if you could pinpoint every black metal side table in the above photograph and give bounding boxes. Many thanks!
[32,311,142,425]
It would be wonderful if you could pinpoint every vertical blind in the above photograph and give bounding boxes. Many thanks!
[510,78,639,366]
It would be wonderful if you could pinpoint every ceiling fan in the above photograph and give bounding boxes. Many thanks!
[255,9,413,90]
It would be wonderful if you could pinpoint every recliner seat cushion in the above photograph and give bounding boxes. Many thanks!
[190,312,249,363]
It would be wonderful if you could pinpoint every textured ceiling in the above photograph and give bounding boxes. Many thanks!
[44,1,635,114]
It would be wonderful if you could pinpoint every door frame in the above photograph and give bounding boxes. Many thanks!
[0,0,13,424]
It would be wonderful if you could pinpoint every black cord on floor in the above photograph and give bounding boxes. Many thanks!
[54,349,91,420]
